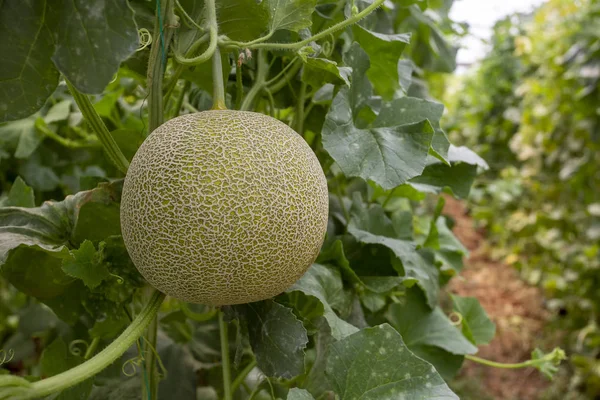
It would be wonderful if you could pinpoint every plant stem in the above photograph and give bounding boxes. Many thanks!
[173,0,217,66]
[18,291,165,400]
[219,0,385,50]
[230,359,257,395]
[236,61,243,110]
[173,81,190,118]
[266,61,302,95]
[84,338,100,360]
[294,82,307,134]
[142,308,159,400]
[212,48,227,110]
[465,354,544,369]
[147,0,175,133]
[240,50,268,111]
[66,81,129,173]
[35,118,99,149]
[219,310,232,400]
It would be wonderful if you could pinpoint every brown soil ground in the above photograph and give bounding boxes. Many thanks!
[444,196,550,400]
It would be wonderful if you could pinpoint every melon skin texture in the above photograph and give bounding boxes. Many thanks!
[120,110,329,305]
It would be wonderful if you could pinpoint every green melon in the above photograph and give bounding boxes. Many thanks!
[120,110,329,305]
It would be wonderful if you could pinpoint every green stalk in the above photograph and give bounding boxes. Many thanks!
[147,0,175,133]
[235,61,243,110]
[66,81,129,173]
[230,359,257,395]
[84,338,100,360]
[219,0,385,50]
[294,82,307,134]
[219,311,232,400]
[15,291,165,400]
[212,49,227,110]
[240,50,268,111]
[266,61,302,95]
[173,0,217,66]
[173,81,191,117]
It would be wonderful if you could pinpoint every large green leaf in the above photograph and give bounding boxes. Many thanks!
[353,26,411,98]
[52,0,138,94]
[0,1,59,122]
[385,289,477,378]
[230,300,308,379]
[217,0,316,42]
[322,87,435,190]
[326,324,458,399]
[288,264,358,340]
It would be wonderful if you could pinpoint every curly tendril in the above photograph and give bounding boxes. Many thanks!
[109,272,124,284]
[0,349,15,365]
[122,355,145,377]
[137,28,153,52]
[449,312,464,326]
[69,340,90,357]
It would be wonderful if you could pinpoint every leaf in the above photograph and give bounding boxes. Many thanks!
[287,388,315,400]
[110,128,145,162]
[52,0,138,94]
[231,300,308,379]
[217,0,270,42]
[322,87,435,190]
[288,264,358,340]
[0,0,59,122]
[349,227,440,308]
[0,182,122,317]
[2,177,35,208]
[451,295,496,346]
[217,0,315,42]
[268,0,317,33]
[385,288,477,378]
[352,26,411,98]
[448,145,489,169]
[326,324,458,399]
[409,162,478,199]
[0,116,44,159]
[44,100,72,124]
[62,240,110,289]
[374,96,450,163]
[302,58,351,88]
[40,338,93,400]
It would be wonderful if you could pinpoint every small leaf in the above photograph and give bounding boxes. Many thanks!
[288,264,358,340]
[410,162,478,199]
[62,240,110,289]
[531,347,567,379]
[287,388,315,400]
[44,100,72,124]
[0,1,59,122]
[451,295,496,346]
[353,26,411,98]
[326,324,458,399]
[3,177,35,208]
[302,58,351,88]
[231,300,308,379]
[52,0,138,94]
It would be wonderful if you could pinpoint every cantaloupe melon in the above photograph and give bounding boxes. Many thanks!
[120,110,329,305]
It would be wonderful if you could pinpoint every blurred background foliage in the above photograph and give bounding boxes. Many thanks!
[443,0,600,396]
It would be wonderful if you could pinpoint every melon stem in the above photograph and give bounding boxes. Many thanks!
[219,310,233,400]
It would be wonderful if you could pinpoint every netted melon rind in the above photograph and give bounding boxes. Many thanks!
[120,110,329,305]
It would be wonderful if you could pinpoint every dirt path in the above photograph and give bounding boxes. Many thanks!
[444,197,550,400]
